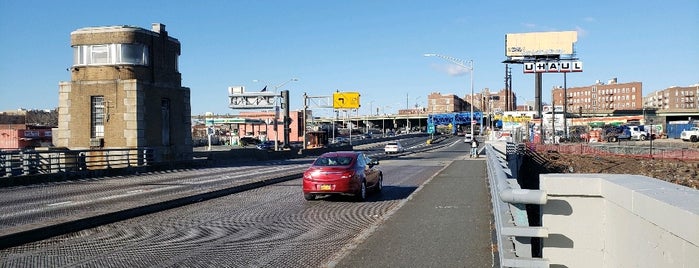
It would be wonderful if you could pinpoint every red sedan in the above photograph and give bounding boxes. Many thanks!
[302,151,383,201]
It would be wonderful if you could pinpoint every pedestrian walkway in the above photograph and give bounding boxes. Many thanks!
[332,159,493,267]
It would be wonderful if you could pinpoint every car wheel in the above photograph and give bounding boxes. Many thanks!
[640,135,647,141]
[375,174,383,193]
[355,181,367,202]
[304,194,315,201]
[691,136,698,142]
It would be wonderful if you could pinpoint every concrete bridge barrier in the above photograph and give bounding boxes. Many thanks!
[540,173,699,267]
[487,140,699,267]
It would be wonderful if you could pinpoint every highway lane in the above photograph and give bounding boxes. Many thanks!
[0,159,312,237]
[0,136,465,267]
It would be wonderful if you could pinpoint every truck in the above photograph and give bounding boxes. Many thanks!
[603,125,649,142]
[680,127,699,142]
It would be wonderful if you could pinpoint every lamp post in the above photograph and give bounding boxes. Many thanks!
[367,100,374,134]
[273,78,299,92]
[415,96,422,132]
[649,118,654,159]
[424,53,474,138]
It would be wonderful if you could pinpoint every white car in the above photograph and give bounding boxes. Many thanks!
[384,141,404,154]
[463,134,473,143]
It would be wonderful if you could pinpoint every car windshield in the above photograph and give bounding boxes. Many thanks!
[387,142,397,146]
[314,156,354,166]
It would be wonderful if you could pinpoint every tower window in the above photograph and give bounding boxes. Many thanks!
[73,44,149,66]
[91,96,105,138]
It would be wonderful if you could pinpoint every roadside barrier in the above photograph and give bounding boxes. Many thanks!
[485,142,550,267]
[527,142,699,160]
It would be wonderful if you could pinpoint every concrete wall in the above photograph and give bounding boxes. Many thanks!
[540,174,699,267]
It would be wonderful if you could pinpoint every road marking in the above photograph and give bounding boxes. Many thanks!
[47,201,73,207]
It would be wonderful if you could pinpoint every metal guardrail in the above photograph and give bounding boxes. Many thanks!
[1,148,153,177]
[485,142,550,267]
[527,142,699,160]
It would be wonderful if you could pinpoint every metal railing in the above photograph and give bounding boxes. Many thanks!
[486,142,550,267]
[1,148,153,177]
[527,142,699,160]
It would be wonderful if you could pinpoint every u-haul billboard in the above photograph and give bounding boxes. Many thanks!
[505,31,577,57]
[523,61,583,73]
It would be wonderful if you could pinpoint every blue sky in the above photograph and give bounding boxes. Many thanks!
[1,0,697,117]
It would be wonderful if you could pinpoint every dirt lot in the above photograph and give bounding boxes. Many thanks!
[532,140,699,190]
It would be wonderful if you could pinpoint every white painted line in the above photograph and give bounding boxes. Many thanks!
[47,201,73,207]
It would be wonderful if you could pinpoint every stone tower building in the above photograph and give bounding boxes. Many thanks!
[55,23,192,161]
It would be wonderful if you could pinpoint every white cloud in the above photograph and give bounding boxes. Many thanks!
[522,23,537,29]
[431,63,470,77]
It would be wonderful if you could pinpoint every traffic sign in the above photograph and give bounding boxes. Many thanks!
[427,124,435,134]
[333,92,360,109]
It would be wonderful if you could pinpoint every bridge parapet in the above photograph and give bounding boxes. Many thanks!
[540,173,699,267]
[486,142,550,267]
[487,140,699,267]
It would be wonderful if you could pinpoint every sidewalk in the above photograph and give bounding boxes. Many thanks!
[332,159,493,267]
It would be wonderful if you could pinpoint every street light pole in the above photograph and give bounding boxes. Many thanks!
[274,78,299,92]
[424,53,474,138]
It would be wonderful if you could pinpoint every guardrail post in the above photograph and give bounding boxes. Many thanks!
[2,154,10,177]
[21,151,32,175]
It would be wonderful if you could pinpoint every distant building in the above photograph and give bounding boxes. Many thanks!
[54,23,192,161]
[236,110,307,143]
[397,108,426,115]
[643,85,698,111]
[427,92,467,113]
[552,78,643,114]
[469,88,517,114]
[0,109,56,149]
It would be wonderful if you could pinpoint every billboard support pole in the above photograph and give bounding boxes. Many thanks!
[564,72,568,140]
[535,72,544,144]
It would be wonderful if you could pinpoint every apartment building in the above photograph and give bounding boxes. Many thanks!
[643,85,698,111]
[54,23,192,161]
[552,78,643,113]
[427,92,467,113]
[472,88,517,114]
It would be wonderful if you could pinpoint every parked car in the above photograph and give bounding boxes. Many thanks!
[330,137,349,145]
[680,127,699,142]
[302,151,382,201]
[256,140,276,150]
[463,134,473,143]
[239,137,261,146]
[384,141,404,154]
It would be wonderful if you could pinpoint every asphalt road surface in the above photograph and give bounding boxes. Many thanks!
[1,136,493,267]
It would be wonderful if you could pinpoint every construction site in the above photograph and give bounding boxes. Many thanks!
[522,139,699,190]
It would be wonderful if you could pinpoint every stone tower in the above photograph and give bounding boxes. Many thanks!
[55,23,192,161]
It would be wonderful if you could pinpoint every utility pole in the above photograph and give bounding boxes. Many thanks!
[282,90,290,148]
[303,92,308,150]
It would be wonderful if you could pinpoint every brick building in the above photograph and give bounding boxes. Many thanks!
[54,23,192,161]
[467,88,517,114]
[552,78,643,113]
[643,85,698,111]
[236,110,307,143]
[192,110,308,145]
[427,92,467,113]
[1,109,57,150]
